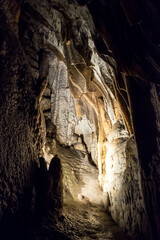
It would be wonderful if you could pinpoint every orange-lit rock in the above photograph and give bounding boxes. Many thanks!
[0,0,159,239]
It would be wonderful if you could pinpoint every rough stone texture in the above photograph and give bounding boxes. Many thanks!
[81,1,160,239]
[19,0,148,239]
[0,1,44,238]
[126,78,160,240]
[103,136,146,239]
[48,155,63,220]
[19,0,120,164]
[55,201,131,240]
[1,0,159,240]
[51,142,106,206]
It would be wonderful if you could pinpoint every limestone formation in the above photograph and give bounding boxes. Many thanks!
[0,0,159,240]
[48,154,63,219]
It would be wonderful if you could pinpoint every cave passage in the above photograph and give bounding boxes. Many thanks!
[0,0,160,240]
[36,143,130,240]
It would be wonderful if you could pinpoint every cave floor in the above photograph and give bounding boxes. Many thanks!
[36,142,131,240]
[56,200,131,240]
[35,200,130,240]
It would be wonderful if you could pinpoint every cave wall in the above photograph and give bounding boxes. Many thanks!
[0,0,158,239]
[0,1,45,237]
[126,76,160,240]
[18,0,148,239]
[104,136,146,238]
[83,0,160,239]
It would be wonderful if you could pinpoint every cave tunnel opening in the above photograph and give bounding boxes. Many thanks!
[32,2,140,238]
[0,0,160,240]
[38,44,133,240]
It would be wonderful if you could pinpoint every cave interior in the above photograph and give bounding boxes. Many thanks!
[0,0,160,240]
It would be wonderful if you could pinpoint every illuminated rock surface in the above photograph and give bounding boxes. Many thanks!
[40,200,130,240]
[0,0,160,240]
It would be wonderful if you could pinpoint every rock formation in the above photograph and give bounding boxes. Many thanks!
[0,0,159,240]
